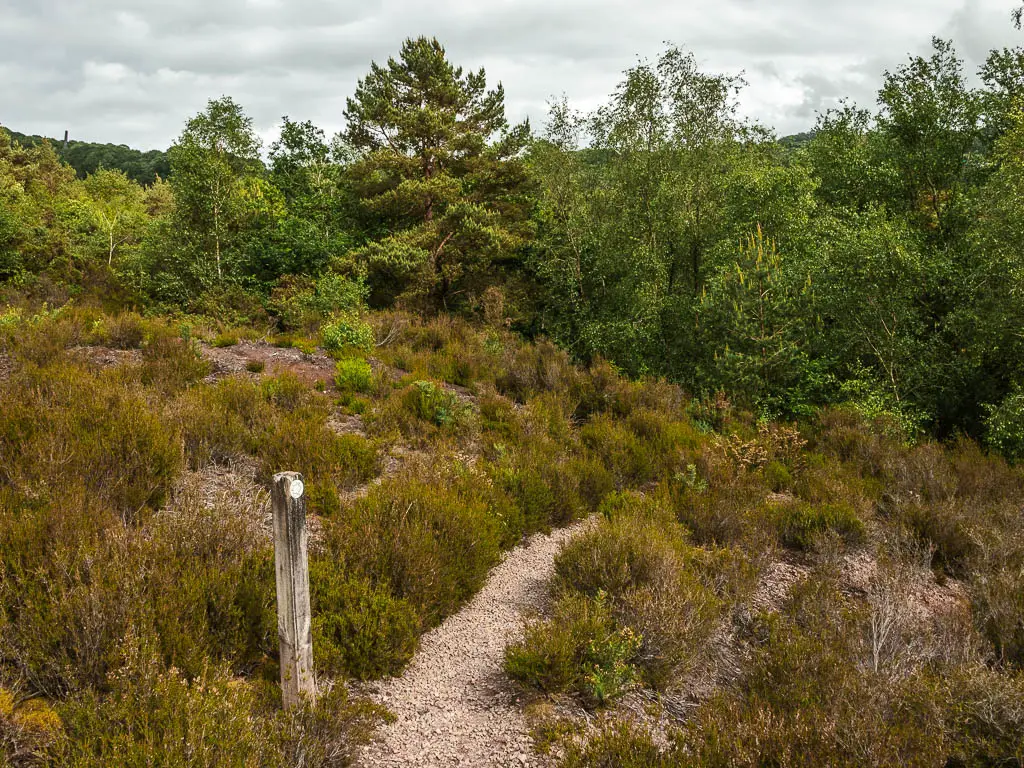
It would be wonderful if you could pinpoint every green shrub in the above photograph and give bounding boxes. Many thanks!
[479,393,523,441]
[1,304,79,368]
[773,500,865,551]
[245,359,265,374]
[555,493,686,599]
[324,472,503,628]
[985,388,1024,462]
[56,650,278,767]
[506,593,640,708]
[321,312,374,355]
[310,565,419,680]
[140,327,211,394]
[762,460,793,492]
[258,409,378,491]
[0,499,138,694]
[141,499,276,679]
[560,720,668,768]
[177,375,377,493]
[102,312,147,349]
[553,493,724,690]
[272,274,368,334]
[0,362,182,516]
[489,442,603,534]
[580,415,664,488]
[334,357,374,394]
[405,380,465,427]
[671,472,771,549]
[811,406,902,479]
[0,482,276,696]
[259,372,308,411]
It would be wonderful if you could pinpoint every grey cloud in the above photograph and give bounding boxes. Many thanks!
[1,0,1021,150]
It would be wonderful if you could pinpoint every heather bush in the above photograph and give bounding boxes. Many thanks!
[369,380,475,444]
[810,406,903,479]
[894,499,977,577]
[211,330,238,347]
[505,593,641,707]
[489,439,608,534]
[553,492,724,690]
[56,649,277,767]
[772,499,866,551]
[673,474,775,549]
[496,338,578,403]
[579,416,663,488]
[176,373,377,497]
[1,304,80,368]
[140,494,276,679]
[323,470,504,627]
[373,313,501,387]
[310,566,419,680]
[968,515,1024,667]
[676,579,948,768]
[944,666,1024,765]
[96,311,147,349]
[559,719,668,768]
[176,376,272,467]
[478,391,524,442]
[257,405,378,491]
[0,513,136,695]
[0,481,275,697]
[762,460,793,492]
[555,492,687,598]
[138,325,211,394]
[0,361,182,516]
[404,380,466,427]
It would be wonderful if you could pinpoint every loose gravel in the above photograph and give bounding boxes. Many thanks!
[355,519,594,768]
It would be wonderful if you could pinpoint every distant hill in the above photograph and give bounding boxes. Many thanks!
[779,131,816,151]
[2,127,170,186]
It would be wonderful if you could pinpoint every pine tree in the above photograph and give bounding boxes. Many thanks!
[342,36,531,310]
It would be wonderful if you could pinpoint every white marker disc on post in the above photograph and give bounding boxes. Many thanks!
[290,479,305,499]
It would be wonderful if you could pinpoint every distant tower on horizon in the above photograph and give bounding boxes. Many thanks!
[63,130,69,150]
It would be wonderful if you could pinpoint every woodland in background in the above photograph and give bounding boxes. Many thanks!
[3,34,1024,456]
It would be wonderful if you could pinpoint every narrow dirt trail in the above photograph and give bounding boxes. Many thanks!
[355,519,594,768]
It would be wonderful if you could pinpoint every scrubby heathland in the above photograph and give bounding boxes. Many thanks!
[1,28,1024,768]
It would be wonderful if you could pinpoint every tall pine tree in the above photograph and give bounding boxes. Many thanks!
[342,36,531,310]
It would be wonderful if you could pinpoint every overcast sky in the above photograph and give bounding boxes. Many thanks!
[1,0,1021,151]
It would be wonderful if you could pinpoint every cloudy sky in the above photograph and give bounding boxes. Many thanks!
[1,0,1021,150]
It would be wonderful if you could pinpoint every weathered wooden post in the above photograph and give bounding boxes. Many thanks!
[272,471,316,710]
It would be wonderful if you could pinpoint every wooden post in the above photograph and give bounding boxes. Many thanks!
[272,471,316,710]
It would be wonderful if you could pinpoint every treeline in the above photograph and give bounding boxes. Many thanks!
[2,34,1024,455]
[2,129,170,185]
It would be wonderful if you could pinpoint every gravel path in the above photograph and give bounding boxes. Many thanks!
[355,519,594,768]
